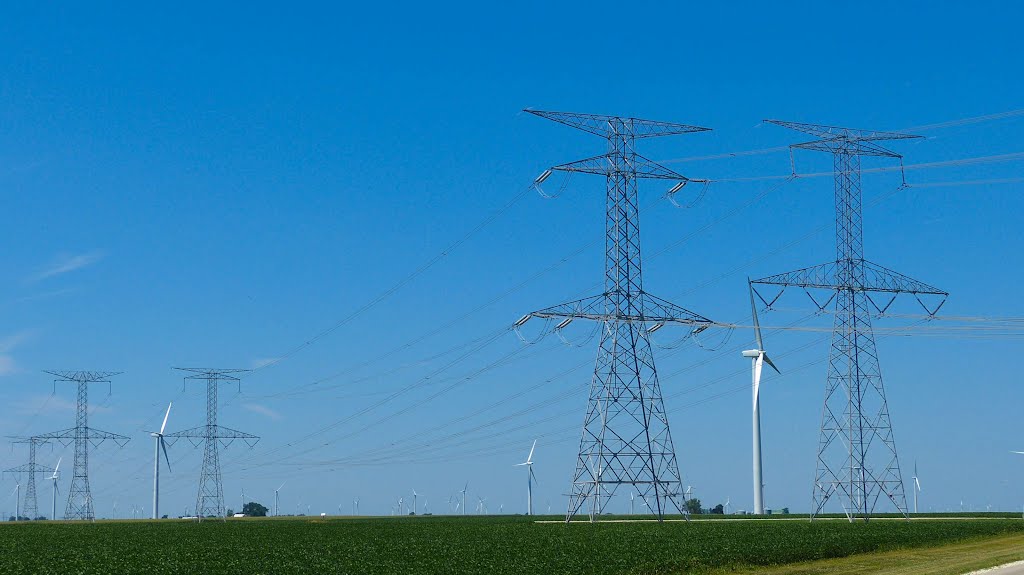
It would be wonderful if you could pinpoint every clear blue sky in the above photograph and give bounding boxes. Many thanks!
[0,1,1022,518]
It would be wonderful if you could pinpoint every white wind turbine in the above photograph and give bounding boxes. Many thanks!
[149,403,173,520]
[515,440,538,515]
[912,460,921,514]
[412,489,420,515]
[50,458,61,520]
[725,496,731,515]
[460,482,468,516]
[10,481,20,521]
[743,281,780,516]
[274,482,286,516]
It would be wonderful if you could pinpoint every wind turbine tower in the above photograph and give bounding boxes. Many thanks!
[515,439,538,515]
[149,403,173,519]
[49,458,61,520]
[165,368,260,520]
[275,482,286,517]
[516,110,717,522]
[751,121,948,522]
[460,482,468,516]
[34,371,130,520]
[912,461,921,514]
[743,282,780,515]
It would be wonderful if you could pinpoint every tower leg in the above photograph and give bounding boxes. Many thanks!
[811,287,908,521]
[565,321,685,522]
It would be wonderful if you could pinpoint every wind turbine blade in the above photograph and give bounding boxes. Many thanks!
[160,402,173,435]
[762,353,781,375]
[1011,451,1024,455]
[527,439,537,463]
[278,481,287,491]
[54,457,61,474]
[530,467,538,486]
[161,438,172,472]
[749,280,763,351]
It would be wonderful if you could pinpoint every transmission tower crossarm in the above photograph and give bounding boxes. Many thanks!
[166,424,258,440]
[549,153,693,181]
[3,463,54,474]
[763,120,922,143]
[523,293,714,326]
[42,370,122,382]
[525,109,710,138]
[34,427,130,444]
[752,260,946,295]
[790,138,906,158]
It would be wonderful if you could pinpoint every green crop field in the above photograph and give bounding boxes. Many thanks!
[1,515,1022,574]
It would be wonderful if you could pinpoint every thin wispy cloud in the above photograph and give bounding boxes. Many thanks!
[243,403,282,421]
[251,357,282,370]
[29,251,104,283]
[0,330,38,377]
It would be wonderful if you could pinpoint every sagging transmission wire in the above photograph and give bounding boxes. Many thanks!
[312,319,835,468]
[655,107,1024,166]
[290,311,817,468]
[233,328,535,467]
[250,184,535,374]
[333,317,931,468]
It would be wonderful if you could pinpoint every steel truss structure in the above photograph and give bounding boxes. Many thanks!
[166,368,259,520]
[751,120,948,522]
[34,371,129,520]
[517,110,716,522]
[3,437,55,520]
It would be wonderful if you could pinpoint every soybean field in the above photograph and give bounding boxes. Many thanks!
[1,515,1024,574]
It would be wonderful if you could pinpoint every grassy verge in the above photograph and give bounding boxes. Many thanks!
[712,532,1024,575]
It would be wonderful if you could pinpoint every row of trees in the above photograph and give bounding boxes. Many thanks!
[685,499,789,515]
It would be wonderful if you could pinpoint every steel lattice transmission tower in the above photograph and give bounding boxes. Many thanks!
[34,371,129,520]
[166,368,259,520]
[3,437,55,520]
[750,120,948,522]
[516,110,717,522]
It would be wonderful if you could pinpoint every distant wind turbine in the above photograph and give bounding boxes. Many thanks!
[10,481,20,521]
[50,458,61,520]
[515,440,538,515]
[149,403,173,520]
[460,482,468,516]
[743,281,780,516]
[912,461,921,514]
[274,482,286,517]
[412,489,419,515]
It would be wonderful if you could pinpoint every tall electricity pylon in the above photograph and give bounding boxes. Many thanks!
[166,368,259,520]
[3,437,55,520]
[34,371,129,520]
[516,110,716,522]
[750,120,948,522]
